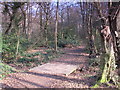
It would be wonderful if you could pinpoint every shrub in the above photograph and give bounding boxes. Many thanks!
[2,33,30,63]
[0,62,16,79]
[17,57,38,63]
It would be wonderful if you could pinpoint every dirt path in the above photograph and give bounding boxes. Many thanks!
[1,45,97,88]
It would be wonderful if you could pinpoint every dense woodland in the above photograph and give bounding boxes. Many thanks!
[0,1,120,88]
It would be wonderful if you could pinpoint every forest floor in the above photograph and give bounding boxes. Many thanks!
[1,45,100,88]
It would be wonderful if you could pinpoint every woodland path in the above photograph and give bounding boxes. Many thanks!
[2,45,96,88]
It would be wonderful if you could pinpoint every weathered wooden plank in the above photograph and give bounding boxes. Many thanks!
[29,63,79,76]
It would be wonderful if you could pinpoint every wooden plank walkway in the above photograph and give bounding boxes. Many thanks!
[29,62,79,76]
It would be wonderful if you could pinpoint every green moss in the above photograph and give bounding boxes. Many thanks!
[91,84,99,88]
[100,74,107,83]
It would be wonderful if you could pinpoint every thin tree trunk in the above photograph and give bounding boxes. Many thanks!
[39,3,43,38]
[55,1,59,51]
[61,9,64,39]
[67,5,70,26]
[16,28,20,57]
[44,3,50,45]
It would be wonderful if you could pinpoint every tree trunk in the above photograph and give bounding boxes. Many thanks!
[116,7,120,76]
[55,1,59,51]
[16,28,20,57]
[44,3,50,45]
[93,2,119,88]
[39,3,43,38]
[67,6,70,26]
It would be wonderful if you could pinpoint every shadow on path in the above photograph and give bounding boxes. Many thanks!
[25,72,88,86]
[9,75,49,88]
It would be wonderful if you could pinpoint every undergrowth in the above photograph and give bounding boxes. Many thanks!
[1,49,63,79]
[0,62,17,80]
